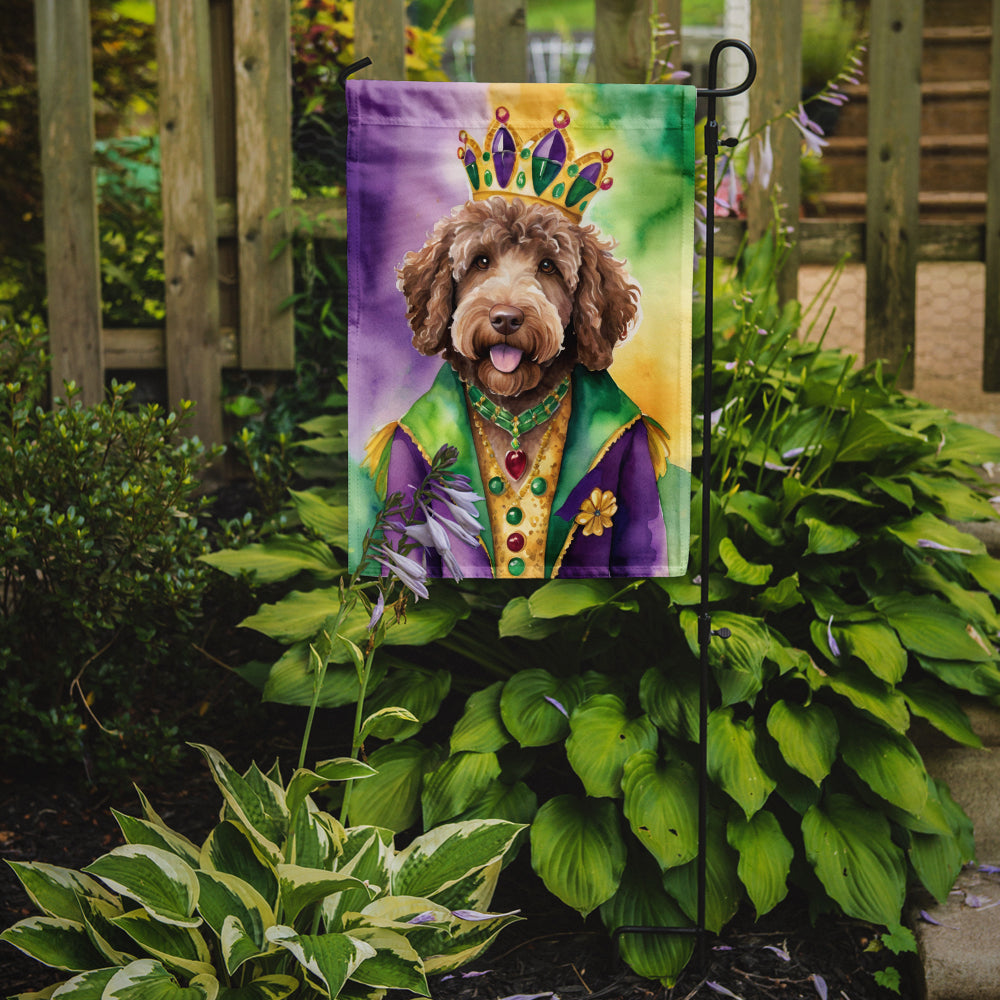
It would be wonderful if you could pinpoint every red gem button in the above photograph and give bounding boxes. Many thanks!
[506,532,525,552]
[505,449,527,479]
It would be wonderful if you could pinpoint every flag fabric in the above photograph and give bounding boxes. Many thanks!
[347,80,695,579]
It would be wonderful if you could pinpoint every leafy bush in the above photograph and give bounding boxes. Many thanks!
[208,234,1000,984]
[1,743,524,998]
[0,317,220,783]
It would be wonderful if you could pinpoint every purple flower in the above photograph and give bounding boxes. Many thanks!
[372,544,429,600]
[367,590,385,631]
[451,908,521,921]
[917,538,973,554]
[763,944,790,961]
[544,695,569,718]
[812,974,828,1000]
[747,125,773,191]
[791,104,828,156]
[706,983,742,999]
[826,616,841,658]
[407,911,438,925]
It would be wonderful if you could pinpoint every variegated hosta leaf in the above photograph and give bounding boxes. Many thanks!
[83,846,200,928]
[621,751,699,871]
[599,853,694,987]
[0,916,107,972]
[77,894,136,966]
[421,906,522,975]
[112,811,201,868]
[765,700,838,786]
[102,959,218,999]
[214,974,299,1000]
[450,681,511,754]
[265,926,375,998]
[4,862,118,922]
[424,859,501,916]
[322,829,393,931]
[421,751,502,829]
[200,822,278,910]
[529,795,626,917]
[347,741,442,832]
[285,760,375,823]
[706,707,776,819]
[391,820,524,901]
[499,669,585,747]
[565,695,658,799]
[277,864,375,925]
[191,745,287,863]
[727,810,793,918]
[46,966,118,997]
[195,871,274,973]
[344,926,429,995]
[838,718,929,817]
[110,908,214,978]
[288,802,343,870]
[802,793,906,926]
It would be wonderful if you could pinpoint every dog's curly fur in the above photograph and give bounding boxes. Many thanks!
[397,196,641,402]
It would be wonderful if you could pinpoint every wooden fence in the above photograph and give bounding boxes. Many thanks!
[33,0,1000,444]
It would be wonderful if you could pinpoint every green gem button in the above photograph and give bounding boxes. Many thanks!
[506,506,523,525]
[508,557,525,576]
[530,477,547,495]
[488,476,505,496]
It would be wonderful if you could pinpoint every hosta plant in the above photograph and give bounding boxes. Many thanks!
[1,744,523,999]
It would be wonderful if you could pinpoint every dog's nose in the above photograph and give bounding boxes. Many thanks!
[489,305,524,337]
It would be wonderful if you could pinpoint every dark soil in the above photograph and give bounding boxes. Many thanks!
[1,745,915,1000]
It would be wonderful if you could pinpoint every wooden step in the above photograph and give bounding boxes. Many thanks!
[921,0,991,28]
[922,25,993,83]
[812,190,987,222]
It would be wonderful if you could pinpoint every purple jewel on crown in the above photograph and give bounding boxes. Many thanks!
[458,107,614,222]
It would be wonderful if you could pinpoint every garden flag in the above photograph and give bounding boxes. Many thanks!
[347,81,695,579]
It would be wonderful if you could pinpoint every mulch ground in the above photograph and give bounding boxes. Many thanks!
[0,738,914,1000]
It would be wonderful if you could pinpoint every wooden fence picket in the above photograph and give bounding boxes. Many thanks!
[984,0,1000,390]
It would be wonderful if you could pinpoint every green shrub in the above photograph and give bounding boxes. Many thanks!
[0,316,220,783]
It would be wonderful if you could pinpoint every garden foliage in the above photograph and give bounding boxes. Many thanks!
[1,744,524,999]
[205,231,1000,985]
[0,317,218,782]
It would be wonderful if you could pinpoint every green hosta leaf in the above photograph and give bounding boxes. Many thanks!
[200,536,341,584]
[497,596,564,639]
[639,664,699,742]
[724,490,784,545]
[835,409,927,463]
[810,662,910,732]
[839,718,929,816]
[718,537,772,585]
[527,579,620,617]
[450,682,511,754]
[200,822,278,910]
[261,643,387,709]
[755,573,804,614]
[621,751,698,871]
[707,708,776,818]
[885,512,985,557]
[191,746,287,863]
[765,700,837,786]
[347,740,442,832]
[906,472,998,521]
[680,610,770,706]
[288,488,349,545]
[421,751,502,828]
[916,655,1000,697]
[345,926,428,994]
[0,916,107,971]
[362,667,451,740]
[802,793,906,926]
[277,865,374,925]
[727,811,793,918]
[112,812,201,868]
[935,421,1000,465]
[216,975,299,999]
[802,517,859,556]
[874,594,995,662]
[865,474,914,509]
[83,846,200,928]
[5,862,118,922]
[565,695,658,798]
[967,553,1000,597]
[910,562,1000,632]
[111,909,214,978]
[657,573,737,606]
[195,871,273,973]
[901,680,982,748]
[599,853,694,987]
[265,926,375,997]
[661,810,741,933]
[909,827,966,905]
[452,779,538,827]
[392,820,524,900]
[103,959,218,999]
[530,795,626,917]
[499,670,584,747]
[835,621,907,684]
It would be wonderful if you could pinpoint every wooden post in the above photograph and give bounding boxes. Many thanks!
[157,0,223,444]
[746,0,801,305]
[354,0,406,80]
[983,0,1000,390]
[34,0,104,405]
[594,0,661,84]
[864,0,923,390]
[233,0,294,369]
[474,0,527,83]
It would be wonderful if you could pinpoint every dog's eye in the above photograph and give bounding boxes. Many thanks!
[539,258,559,275]
[473,254,490,271]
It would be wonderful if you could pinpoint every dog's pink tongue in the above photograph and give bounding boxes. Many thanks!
[490,344,523,373]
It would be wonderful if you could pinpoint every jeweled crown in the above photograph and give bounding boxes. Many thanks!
[458,107,613,222]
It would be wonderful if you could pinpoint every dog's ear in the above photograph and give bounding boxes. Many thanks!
[397,220,456,355]
[572,230,640,370]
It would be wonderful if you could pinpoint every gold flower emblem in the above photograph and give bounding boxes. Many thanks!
[574,488,617,537]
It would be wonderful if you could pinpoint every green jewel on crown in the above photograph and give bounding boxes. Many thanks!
[458,107,614,221]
